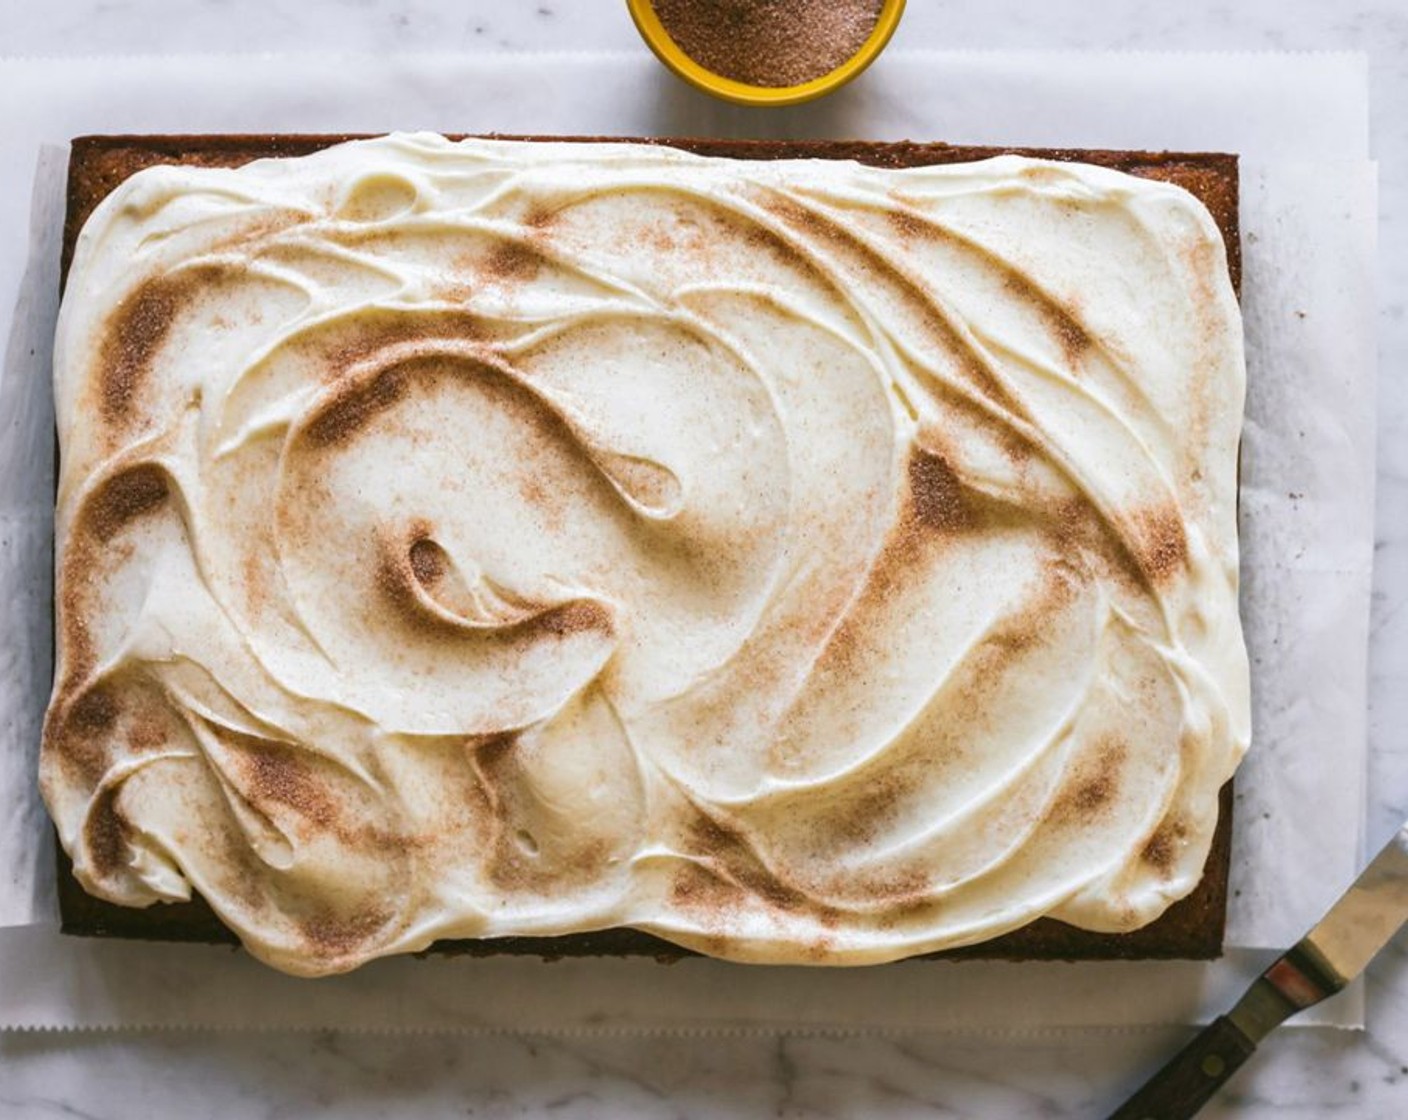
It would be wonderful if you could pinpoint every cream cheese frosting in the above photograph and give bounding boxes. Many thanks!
[43,133,1251,977]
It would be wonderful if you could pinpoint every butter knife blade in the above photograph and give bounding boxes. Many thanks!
[1108,820,1408,1120]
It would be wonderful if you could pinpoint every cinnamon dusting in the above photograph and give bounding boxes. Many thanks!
[907,448,975,533]
[303,361,414,447]
[1051,736,1128,824]
[96,266,233,427]
[85,790,131,878]
[1129,504,1190,584]
[83,464,170,542]
[299,907,393,956]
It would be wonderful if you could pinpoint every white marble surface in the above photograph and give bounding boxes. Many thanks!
[2,0,1406,1116]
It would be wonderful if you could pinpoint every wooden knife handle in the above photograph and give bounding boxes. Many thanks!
[1106,1015,1258,1120]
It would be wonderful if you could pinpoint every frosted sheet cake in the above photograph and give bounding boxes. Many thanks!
[43,134,1250,977]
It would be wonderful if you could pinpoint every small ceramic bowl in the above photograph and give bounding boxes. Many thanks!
[627,0,906,107]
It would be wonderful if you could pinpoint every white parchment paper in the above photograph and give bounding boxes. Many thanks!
[0,49,1376,1031]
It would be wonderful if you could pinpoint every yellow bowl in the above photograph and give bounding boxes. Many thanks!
[627,0,906,107]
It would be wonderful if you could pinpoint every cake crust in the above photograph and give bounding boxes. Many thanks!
[54,133,1242,964]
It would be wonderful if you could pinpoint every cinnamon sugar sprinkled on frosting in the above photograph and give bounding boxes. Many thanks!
[906,449,975,534]
[42,134,1249,976]
[83,464,170,541]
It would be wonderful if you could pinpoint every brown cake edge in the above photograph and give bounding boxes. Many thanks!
[55,133,1240,964]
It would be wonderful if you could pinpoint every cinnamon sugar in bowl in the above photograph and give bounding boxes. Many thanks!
[628,0,906,106]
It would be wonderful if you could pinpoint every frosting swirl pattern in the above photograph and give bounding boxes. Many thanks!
[43,134,1250,976]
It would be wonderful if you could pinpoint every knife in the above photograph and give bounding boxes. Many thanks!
[1107,820,1408,1120]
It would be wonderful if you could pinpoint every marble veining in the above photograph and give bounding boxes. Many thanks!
[2,0,1406,1117]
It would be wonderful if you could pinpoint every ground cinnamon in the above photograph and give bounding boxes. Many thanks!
[652,0,885,88]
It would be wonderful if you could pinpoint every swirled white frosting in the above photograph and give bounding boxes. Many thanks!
[42,133,1250,976]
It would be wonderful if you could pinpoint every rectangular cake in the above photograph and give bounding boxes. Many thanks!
[45,133,1249,976]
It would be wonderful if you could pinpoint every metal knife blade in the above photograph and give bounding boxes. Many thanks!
[1282,819,1408,999]
[1108,820,1408,1120]
[1229,818,1408,1045]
